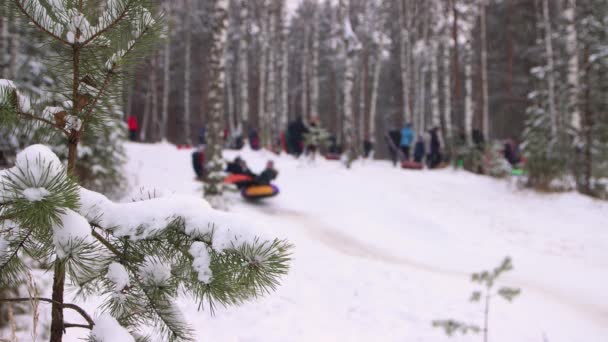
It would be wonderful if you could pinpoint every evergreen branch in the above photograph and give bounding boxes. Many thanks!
[0,297,94,328]
[81,25,153,130]
[81,1,133,47]
[64,322,92,330]
[13,0,71,46]
[0,227,33,273]
[16,110,69,135]
[91,225,122,257]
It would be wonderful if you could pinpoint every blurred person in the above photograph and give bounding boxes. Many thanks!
[127,115,138,142]
[400,123,414,161]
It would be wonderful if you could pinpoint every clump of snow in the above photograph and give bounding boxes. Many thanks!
[22,187,51,202]
[78,188,258,248]
[65,115,82,131]
[52,209,92,259]
[189,242,212,284]
[107,262,130,292]
[91,314,134,342]
[16,144,63,179]
[139,256,171,287]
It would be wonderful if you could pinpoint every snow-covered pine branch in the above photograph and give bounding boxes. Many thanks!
[0,145,292,340]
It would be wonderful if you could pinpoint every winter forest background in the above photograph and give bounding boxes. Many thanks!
[0,0,608,341]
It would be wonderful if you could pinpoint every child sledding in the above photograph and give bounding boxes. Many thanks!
[223,158,280,200]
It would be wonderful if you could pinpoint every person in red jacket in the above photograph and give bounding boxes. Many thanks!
[127,115,139,141]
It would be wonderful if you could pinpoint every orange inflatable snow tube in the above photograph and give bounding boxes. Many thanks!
[242,184,279,199]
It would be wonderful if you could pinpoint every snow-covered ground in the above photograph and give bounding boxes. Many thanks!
[31,141,601,342]
[110,142,608,342]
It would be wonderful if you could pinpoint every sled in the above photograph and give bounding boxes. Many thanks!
[325,153,341,161]
[223,174,254,184]
[401,161,424,170]
[241,184,279,200]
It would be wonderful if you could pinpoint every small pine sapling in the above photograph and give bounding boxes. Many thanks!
[433,257,521,342]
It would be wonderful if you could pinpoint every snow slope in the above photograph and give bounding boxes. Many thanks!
[61,142,608,342]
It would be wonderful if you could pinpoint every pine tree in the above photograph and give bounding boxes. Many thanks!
[0,2,291,341]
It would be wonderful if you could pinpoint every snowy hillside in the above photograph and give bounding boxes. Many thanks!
[99,142,608,342]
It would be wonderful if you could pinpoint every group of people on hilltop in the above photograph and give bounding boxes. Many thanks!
[386,123,444,169]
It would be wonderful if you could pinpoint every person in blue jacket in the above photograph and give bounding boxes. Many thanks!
[400,123,414,161]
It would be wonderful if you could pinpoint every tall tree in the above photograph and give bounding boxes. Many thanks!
[205,0,230,203]
[183,0,193,145]
[480,0,490,139]
[339,0,360,167]
[542,0,557,136]
[160,0,172,141]
[238,0,249,133]
[398,0,412,125]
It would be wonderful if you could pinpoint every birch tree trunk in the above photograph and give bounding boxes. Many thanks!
[301,23,309,120]
[442,32,453,146]
[279,0,289,132]
[183,0,192,145]
[266,0,277,148]
[339,0,358,167]
[309,4,320,121]
[480,1,490,139]
[564,0,580,134]
[204,0,229,201]
[160,0,172,141]
[239,0,249,132]
[430,39,440,129]
[369,50,384,145]
[398,0,412,125]
[542,0,557,136]
[258,2,268,146]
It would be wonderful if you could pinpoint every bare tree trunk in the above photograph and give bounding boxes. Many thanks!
[239,0,249,132]
[140,64,153,142]
[564,0,580,134]
[0,13,6,79]
[310,3,320,120]
[267,0,277,148]
[301,23,309,120]
[184,0,192,145]
[480,1,489,139]
[204,0,229,201]
[340,0,358,167]
[160,0,172,141]
[279,0,289,133]
[464,43,473,146]
[398,0,412,125]
[258,1,268,145]
[369,51,383,145]
[442,30,453,146]
[430,40,440,129]
[151,54,159,142]
[8,15,19,80]
[226,62,235,134]
[452,0,460,105]
[542,0,557,136]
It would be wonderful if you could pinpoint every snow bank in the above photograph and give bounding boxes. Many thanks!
[91,314,134,342]
[189,242,212,284]
[106,262,130,292]
[52,209,92,259]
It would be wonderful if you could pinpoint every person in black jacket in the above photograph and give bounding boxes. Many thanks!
[257,161,278,184]
[385,129,401,166]
[413,138,426,164]
[428,127,442,169]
